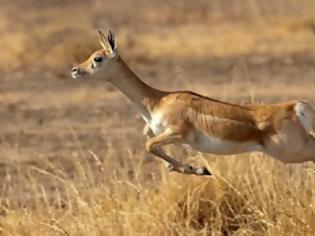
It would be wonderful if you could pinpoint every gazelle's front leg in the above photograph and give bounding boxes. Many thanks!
[143,124,178,170]
[144,127,211,176]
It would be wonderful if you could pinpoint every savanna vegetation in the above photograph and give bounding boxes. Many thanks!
[1,0,315,235]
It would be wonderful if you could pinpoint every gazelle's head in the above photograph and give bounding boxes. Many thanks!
[71,30,118,80]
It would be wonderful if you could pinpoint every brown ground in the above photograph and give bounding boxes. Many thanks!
[1,0,315,235]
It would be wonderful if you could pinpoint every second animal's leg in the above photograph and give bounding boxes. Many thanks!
[145,127,211,176]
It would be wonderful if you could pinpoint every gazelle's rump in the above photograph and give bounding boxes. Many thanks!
[294,101,315,138]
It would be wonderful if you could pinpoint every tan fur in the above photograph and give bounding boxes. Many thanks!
[71,30,315,175]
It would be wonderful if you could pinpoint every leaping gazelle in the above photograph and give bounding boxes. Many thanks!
[71,30,315,176]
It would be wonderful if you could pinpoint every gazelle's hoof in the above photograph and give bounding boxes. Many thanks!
[166,163,211,176]
[183,165,212,176]
[199,167,211,176]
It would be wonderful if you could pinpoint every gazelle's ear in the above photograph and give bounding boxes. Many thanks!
[107,30,117,54]
[97,29,108,50]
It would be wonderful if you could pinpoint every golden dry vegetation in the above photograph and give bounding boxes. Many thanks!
[1,0,315,235]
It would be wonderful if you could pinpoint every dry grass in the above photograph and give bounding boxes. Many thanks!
[1,149,314,235]
[1,0,315,235]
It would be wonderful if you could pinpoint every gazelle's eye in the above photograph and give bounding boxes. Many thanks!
[94,56,103,63]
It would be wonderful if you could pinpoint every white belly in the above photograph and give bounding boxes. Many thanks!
[188,130,262,155]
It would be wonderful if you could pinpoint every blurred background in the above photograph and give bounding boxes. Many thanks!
[2,0,315,74]
[2,0,315,160]
[1,1,315,235]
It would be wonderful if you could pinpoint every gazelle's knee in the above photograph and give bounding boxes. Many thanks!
[145,139,155,153]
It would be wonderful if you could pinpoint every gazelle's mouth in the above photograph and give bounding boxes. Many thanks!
[71,69,87,79]
[71,66,87,79]
[71,72,81,79]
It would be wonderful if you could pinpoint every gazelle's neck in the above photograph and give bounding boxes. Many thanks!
[109,56,165,117]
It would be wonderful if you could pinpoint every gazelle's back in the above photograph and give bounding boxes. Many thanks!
[156,92,315,162]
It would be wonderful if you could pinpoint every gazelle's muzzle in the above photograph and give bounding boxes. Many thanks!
[71,66,86,79]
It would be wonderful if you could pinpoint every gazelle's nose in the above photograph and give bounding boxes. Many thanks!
[71,66,82,79]
[72,67,79,73]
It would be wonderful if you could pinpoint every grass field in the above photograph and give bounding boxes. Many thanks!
[1,0,315,235]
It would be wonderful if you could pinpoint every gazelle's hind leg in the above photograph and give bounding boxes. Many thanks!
[145,127,211,176]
